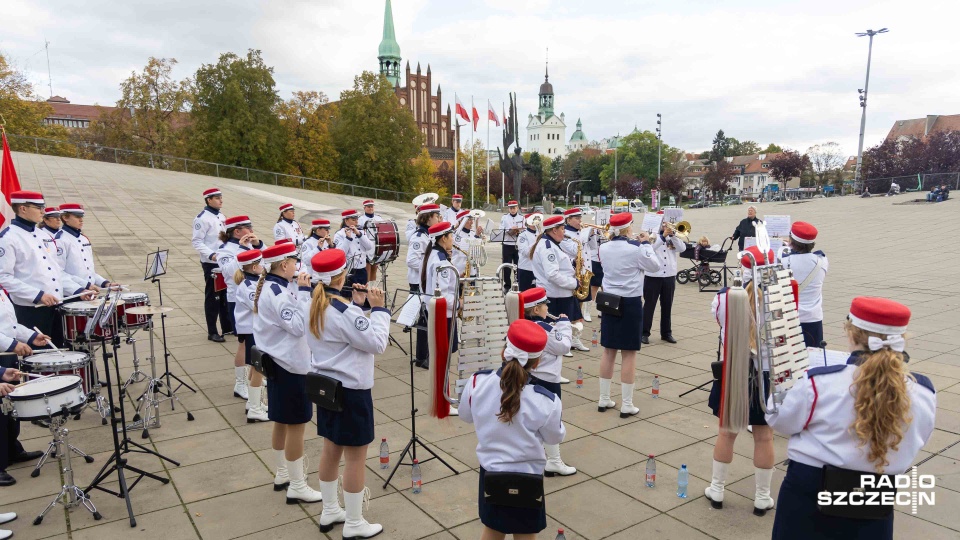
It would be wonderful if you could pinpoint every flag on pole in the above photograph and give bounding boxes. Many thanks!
[472,103,480,132]
[0,130,23,229]
[455,95,470,124]
[488,101,500,126]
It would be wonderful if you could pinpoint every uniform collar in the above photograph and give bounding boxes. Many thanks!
[282,217,295,224]
[61,224,82,237]
[227,237,241,245]
[462,227,471,234]
[205,205,220,216]
[564,225,579,232]
[324,286,341,296]
[436,249,449,261]
[364,212,375,219]
[528,315,545,322]
[265,273,291,285]
[311,233,322,240]
[243,271,260,280]
[12,216,37,231]
[526,226,537,232]
[846,349,910,365]
[41,224,61,233]
[417,225,428,234]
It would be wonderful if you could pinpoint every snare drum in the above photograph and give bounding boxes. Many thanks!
[115,292,150,329]
[212,268,227,292]
[62,302,115,343]
[366,221,399,265]
[21,351,94,394]
[1,375,86,420]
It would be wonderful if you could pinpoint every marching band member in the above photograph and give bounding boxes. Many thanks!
[459,319,564,539]
[451,210,472,278]
[232,249,268,422]
[406,203,441,368]
[767,297,936,539]
[54,203,116,291]
[444,193,464,224]
[334,209,374,289]
[0,191,95,348]
[522,287,577,477]
[641,222,686,345]
[421,221,460,367]
[307,249,390,537]
[704,246,777,516]
[406,194,438,242]
[516,213,539,292]
[562,207,594,322]
[531,216,589,352]
[499,200,524,293]
[39,207,62,240]
[300,219,332,284]
[357,200,383,283]
[596,213,660,417]
[587,214,604,309]
[781,221,828,348]
[192,187,231,341]
[252,242,321,503]
[273,203,305,246]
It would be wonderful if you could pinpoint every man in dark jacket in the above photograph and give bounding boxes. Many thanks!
[731,206,762,251]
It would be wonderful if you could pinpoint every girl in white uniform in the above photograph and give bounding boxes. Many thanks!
[781,221,828,348]
[421,222,460,358]
[334,209,375,288]
[516,214,540,292]
[251,242,322,504]
[273,203,305,246]
[459,319,565,540]
[766,297,936,539]
[406,204,442,367]
[233,249,268,423]
[306,249,390,538]
[300,218,332,285]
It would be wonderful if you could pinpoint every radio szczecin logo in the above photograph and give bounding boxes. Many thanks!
[817,466,935,514]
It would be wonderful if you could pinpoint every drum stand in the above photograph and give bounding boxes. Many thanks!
[30,413,95,478]
[126,316,194,438]
[149,275,196,423]
[121,326,148,390]
[33,412,101,525]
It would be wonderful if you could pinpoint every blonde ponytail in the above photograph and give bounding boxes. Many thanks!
[309,272,348,339]
[528,231,547,260]
[720,286,751,433]
[252,270,267,314]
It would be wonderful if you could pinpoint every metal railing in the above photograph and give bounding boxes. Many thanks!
[863,172,960,194]
[6,133,420,202]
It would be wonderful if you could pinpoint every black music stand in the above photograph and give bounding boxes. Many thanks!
[377,260,407,355]
[83,293,177,528]
[145,248,197,410]
[382,288,457,489]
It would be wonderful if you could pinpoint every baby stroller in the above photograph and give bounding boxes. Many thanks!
[677,238,732,287]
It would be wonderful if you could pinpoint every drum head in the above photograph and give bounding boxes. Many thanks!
[22,351,91,370]
[9,375,82,401]
[121,292,149,302]
[62,301,100,314]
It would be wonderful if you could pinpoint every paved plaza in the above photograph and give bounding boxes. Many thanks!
[3,152,959,539]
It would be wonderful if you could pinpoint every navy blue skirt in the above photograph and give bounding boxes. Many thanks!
[478,466,547,535]
[773,460,893,539]
[590,260,604,287]
[530,376,561,399]
[267,363,312,425]
[708,369,770,426]
[800,321,824,348]
[517,269,535,292]
[600,295,643,350]
[226,301,237,330]
[316,387,375,447]
[238,334,255,365]
[547,295,582,321]
[347,267,368,286]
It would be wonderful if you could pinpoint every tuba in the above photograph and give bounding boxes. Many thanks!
[573,238,593,300]
[675,220,692,241]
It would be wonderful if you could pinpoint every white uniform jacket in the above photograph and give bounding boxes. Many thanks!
[561,226,588,262]
[422,249,458,318]
[300,234,332,283]
[274,219,305,246]
[452,226,478,277]
[587,227,602,263]
[443,206,462,225]
[333,227,374,273]
[459,368,565,475]
[192,206,226,263]
[0,218,88,305]
[499,213,524,246]
[405,226,429,286]
[648,234,686,278]
[404,219,417,243]
[54,225,109,288]
[217,238,263,303]
[0,290,38,352]
[233,273,260,336]
[38,225,59,243]
[252,274,312,374]
[357,212,383,230]
[307,290,391,390]
[516,227,538,272]
[781,250,829,323]
[528,316,572,383]
[766,352,936,474]
[598,236,660,298]
[532,237,578,299]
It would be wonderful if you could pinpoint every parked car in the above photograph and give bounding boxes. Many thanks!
[553,206,566,214]
[575,205,596,215]
[688,201,710,209]
[723,197,743,205]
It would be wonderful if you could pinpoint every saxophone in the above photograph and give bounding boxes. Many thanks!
[573,237,593,300]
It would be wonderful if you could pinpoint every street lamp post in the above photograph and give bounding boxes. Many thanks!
[613,133,619,206]
[853,28,888,194]
[656,113,662,182]
[566,179,588,206]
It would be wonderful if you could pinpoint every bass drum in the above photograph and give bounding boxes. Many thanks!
[366,221,399,265]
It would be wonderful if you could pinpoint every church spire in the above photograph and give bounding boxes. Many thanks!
[378,0,401,87]
[538,53,554,117]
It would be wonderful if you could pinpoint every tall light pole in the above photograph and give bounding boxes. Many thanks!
[853,28,888,194]
[656,113,662,183]
[613,133,619,205]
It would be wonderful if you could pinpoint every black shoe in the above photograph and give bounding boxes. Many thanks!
[661,334,677,344]
[208,334,226,343]
[11,450,43,464]
[641,335,650,345]
[223,330,236,336]
[414,359,429,370]
[0,471,15,487]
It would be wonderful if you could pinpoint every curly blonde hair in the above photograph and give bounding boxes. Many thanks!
[845,320,914,472]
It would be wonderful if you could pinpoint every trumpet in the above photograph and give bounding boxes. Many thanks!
[582,223,611,239]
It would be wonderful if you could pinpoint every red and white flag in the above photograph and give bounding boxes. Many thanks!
[0,131,23,229]
[471,102,480,131]
[488,101,500,127]
[455,95,470,124]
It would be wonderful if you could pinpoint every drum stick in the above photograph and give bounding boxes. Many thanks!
[33,327,63,356]
[34,292,88,307]
[14,373,52,389]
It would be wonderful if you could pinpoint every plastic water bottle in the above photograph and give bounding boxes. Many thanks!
[677,464,689,498]
[576,366,583,388]
[645,454,656,488]
[652,375,660,398]
[591,329,599,347]
[411,459,422,494]
[555,528,566,540]
[379,438,389,469]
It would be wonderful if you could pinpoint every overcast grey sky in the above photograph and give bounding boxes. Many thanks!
[3,0,954,156]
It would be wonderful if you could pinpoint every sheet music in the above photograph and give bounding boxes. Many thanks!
[395,293,423,327]
[640,213,664,234]
[763,215,791,237]
[490,229,509,243]
[805,347,849,367]
[663,208,684,224]
[595,209,611,226]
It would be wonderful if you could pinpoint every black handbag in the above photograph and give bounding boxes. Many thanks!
[818,465,895,520]
[249,346,276,379]
[306,373,344,412]
[483,471,544,509]
[595,291,623,317]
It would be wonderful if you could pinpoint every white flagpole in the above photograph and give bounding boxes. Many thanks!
[486,99,490,207]
[502,101,506,206]
[471,95,475,209]
[454,94,459,198]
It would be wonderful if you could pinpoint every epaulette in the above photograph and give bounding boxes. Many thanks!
[814,250,826,257]
[0,228,8,238]
[532,384,556,401]
[196,211,204,219]
[718,287,729,294]
[807,365,847,378]
[911,373,935,394]
[330,298,349,313]
[535,321,552,332]
[54,231,63,240]
[269,283,283,296]
[474,369,494,375]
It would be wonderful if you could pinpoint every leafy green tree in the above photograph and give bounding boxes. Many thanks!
[710,129,730,162]
[762,143,783,153]
[729,139,761,156]
[0,53,67,140]
[455,138,489,206]
[190,49,286,171]
[598,130,678,195]
[332,71,424,192]
[546,156,564,197]
[278,90,338,180]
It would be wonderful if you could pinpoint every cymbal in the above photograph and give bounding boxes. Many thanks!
[125,305,175,315]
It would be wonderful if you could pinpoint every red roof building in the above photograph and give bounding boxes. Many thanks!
[885,114,960,143]
[43,96,118,129]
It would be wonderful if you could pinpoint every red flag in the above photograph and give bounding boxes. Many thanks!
[0,131,23,229]
[472,104,480,131]
[488,101,500,126]
[455,95,470,124]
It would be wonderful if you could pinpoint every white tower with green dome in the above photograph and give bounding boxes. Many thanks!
[378,0,401,87]
[568,118,588,152]
[526,62,567,158]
